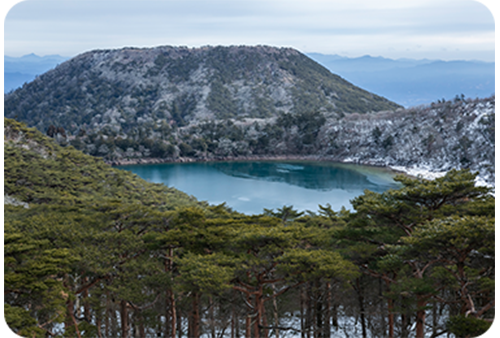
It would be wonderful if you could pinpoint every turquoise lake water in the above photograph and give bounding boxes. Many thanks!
[117,161,400,215]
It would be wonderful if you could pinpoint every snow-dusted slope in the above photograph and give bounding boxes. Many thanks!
[318,97,494,187]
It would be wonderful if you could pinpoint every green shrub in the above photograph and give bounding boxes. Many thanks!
[446,315,492,338]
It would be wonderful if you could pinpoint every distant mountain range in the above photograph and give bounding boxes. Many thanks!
[4,54,69,93]
[4,51,494,108]
[307,53,494,107]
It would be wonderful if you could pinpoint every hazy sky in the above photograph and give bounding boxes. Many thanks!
[1,0,497,61]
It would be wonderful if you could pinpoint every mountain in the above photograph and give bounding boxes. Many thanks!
[4,45,401,136]
[4,72,37,93]
[307,53,433,72]
[4,53,69,93]
[4,53,68,73]
[3,46,493,187]
[307,53,494,107]
[5,51,494,107]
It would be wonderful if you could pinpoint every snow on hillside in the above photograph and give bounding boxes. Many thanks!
[319,96,495,188]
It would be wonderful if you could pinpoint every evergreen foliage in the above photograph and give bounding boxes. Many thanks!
[4,118,494,338]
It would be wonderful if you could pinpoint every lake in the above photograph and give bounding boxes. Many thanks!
[117,160,400,215]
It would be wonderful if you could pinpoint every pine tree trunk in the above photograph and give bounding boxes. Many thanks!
[432,301,438,338]
[170,290,177,338]
[192,292,201,338]
[305,283,312,338]
[105,295,110,337]
[138,311,146,338]
[66,298,82,338]
[231,301,236,338]
[96,315,103,338]
[133,310,146,338]
[246,310,252,338]
[82,277,91,322]
[121,300,129,338]
[300,287,305,338]
[253,290,261,338]
[245,291,252,338]
[387,298,395,338]
[165,293,170,338]
[356,278,367,338]
[384,278,394,338]
[110,299,118,337]
[401,312,409,338]
[272,284,280,338]
[262,307,269,338]
[165,248,176,338]
[315,280,322,338]
[324,282,331,338]
[209,296,216,338]
[378,277,385,337]
[415,296,427,338]
[331,288,338,330]
[177,311,182,338]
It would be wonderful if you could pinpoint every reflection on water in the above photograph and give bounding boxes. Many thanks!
[211,161,396,193]
[117,161,400,215]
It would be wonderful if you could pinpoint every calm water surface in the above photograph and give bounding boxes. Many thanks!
[118,161,400,215]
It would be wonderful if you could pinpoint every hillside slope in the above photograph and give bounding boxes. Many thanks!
[4,118,201,210]
[317,97,495,186]
[51,95,492,187]
[4,45,400,135]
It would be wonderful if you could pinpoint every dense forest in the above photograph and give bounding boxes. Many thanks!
[4,118,495,338]
[42,95,496,188]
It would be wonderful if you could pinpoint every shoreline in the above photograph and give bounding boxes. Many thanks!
[104,155,495,189]
[107,155,493,189]
[107,155,428,179]
[107,154,393,171]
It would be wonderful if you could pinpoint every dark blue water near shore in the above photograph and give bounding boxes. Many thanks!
[117,161,400,215]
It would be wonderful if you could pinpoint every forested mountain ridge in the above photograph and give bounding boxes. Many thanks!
[4,45,400,135]
[52,95,494,187]
[4,118,495,338]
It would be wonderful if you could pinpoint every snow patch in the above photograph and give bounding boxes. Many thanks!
[390,165,448,180]
[4,195,29,209]
[390,165,494,192]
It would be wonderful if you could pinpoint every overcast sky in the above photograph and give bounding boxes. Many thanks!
[1,0,497,61]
